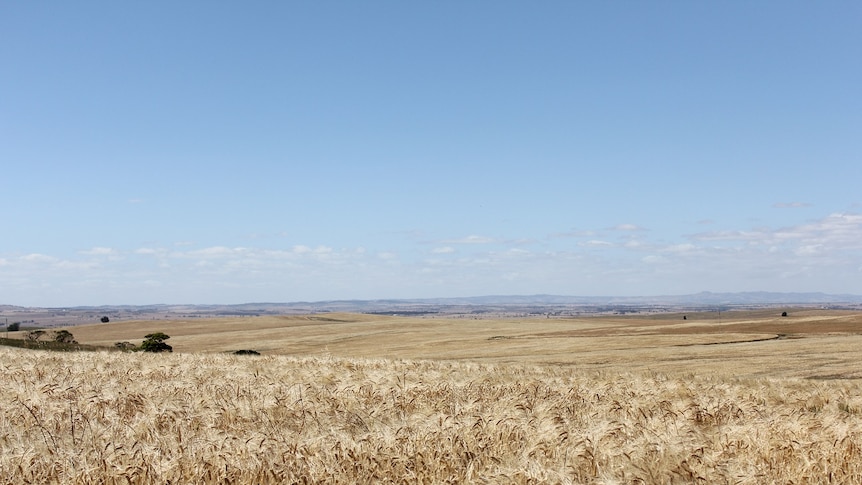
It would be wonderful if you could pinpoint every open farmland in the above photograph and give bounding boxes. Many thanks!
[50,308,862,379]
[3,310,862,483]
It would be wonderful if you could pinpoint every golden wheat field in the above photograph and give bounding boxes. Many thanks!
[3,310,862,483]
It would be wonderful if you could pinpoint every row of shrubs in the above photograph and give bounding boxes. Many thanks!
[0,337,103,352]
[115,332,173,352]
[3,330,260,356]
[115,335,260,355]
[1,330,174,353]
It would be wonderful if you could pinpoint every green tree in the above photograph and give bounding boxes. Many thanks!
[140,332,172,353]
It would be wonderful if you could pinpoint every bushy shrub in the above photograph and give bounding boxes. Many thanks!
[140,332,172,353]
[53,330,77,344]
[25,330,46,341]
[234,349,260,355]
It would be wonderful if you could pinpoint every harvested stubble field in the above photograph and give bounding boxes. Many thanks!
[3,310,862,483]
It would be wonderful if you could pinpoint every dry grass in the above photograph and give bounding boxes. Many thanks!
[3,310,862,483]
[3,346,862,483]
[45,309,862,379]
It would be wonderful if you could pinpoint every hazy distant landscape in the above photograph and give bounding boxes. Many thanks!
[3,291,861,331]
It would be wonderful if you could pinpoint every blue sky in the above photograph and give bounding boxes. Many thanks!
[2,2,861,306]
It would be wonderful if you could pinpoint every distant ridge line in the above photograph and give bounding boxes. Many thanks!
[3,291,862,312]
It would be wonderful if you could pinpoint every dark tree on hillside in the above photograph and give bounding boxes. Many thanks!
[53,330,77,343]
[101,316,110,323]
[25,330,46,341]
[7,322,20,332]
[140,332,172,352]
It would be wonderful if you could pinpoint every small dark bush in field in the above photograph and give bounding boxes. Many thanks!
[781,311,788,317]
[234,349,261,355]
[140,332,172,353]
[25,330,46,341]
[101,316,110,323]
[7,322,20,331]
[53,330,77,343]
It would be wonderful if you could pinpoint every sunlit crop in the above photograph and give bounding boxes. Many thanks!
[2,346,862,484]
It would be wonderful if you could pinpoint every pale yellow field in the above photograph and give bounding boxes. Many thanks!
[3,310,862,483]
[58,309,862,379]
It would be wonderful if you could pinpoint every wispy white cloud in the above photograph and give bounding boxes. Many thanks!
[20,253,58,263]
[441,235,496,244]
[291,245,312,254]
[690,213,862,251]
[773,202,812,208]
[663,243,697,253]
[79,247,117,256]
[549,229,597,239]
[580,240,614,247]
[783,213,862,246]
[1,213,860,306]
[794,244,822,256]
[689,230,763,242]
[610,224,645,231]
[641,255,668,264]
[187,246,247,258]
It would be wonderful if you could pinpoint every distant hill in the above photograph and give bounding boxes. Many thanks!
[644,291,862,305]
[319,292,862,307]
[444,292,862,306]
[2,292,860,319]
